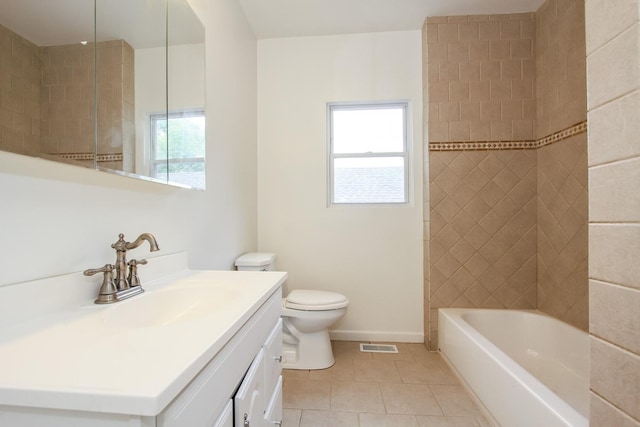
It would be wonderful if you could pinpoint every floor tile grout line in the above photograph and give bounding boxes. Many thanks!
[283,341,489,426]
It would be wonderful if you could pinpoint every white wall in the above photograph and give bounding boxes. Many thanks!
[0,0,257,287]
[257,31,424,342]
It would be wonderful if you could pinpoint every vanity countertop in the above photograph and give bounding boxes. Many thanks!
[0,264,287,417]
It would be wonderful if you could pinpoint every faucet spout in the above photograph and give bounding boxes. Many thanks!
[110,233,160,291]
[125,233,160,252]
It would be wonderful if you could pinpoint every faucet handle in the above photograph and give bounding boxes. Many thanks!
[84,264,113,277]
[84,264,119,304]
[127,259,148,288]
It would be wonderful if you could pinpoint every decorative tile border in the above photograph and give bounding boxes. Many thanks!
[53,152,123,163]
[429,140,536,151]
[429,121,588,151]
[95,153,123,163]
[535,121,587,148]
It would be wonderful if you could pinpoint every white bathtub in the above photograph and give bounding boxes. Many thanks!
[438,309,589,427]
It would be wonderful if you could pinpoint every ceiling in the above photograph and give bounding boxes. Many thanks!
[238,0,546,39]
[0,0,203,49]
[0,0,546,48]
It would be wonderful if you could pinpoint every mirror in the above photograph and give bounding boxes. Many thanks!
[0,0,205,189]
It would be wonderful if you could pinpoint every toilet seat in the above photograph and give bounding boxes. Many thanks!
[284,290,349,311]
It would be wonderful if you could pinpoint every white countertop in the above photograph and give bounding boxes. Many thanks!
[0,258,287,417]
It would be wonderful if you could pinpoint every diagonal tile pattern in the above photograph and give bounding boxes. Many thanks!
[283,341,493,427]
[429,149,537,348]
[536,133,588,330]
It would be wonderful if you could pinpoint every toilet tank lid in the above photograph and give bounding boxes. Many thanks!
[235,252,277,267]
[285,290,349,308]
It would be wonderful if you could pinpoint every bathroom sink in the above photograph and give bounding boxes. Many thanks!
[103,285,237,328]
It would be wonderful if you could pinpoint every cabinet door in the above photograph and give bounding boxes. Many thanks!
[234,349,265,427]
[263,375,282,426]
[263,318,283,396]
[211,400,233,427]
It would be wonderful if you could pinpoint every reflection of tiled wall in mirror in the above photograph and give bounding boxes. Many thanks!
[41,41,95,167]
[122,42,135,173]
[0,24,41,157]
[95,39,134,171]
[0,23,134,171]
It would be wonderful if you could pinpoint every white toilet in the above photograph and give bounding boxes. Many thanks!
[235,253,349,370]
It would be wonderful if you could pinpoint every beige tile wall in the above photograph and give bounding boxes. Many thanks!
[536,133,588,329]
[535,0,587,138]
[586,0,640,424]
[425,13,539,349]
[41,43,95,159]
[535,0,589,330]
[122,42,135,173]
[2,30,132,170]
[96,39,134,170]
[422,20,431,348]
[426,14,536,144]
[0,24,40,156]
[428,149,537,348]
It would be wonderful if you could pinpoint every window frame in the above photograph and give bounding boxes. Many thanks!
[150,108,205,188]
[327,101,410,206]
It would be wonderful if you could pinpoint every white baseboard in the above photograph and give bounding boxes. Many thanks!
[329,330,424,343]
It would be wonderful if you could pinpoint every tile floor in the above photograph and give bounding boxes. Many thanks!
[282,341,493,427]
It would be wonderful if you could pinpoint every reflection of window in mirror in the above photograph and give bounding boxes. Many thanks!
[150,110,205,189]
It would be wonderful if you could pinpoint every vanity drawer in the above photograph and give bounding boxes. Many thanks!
[263,318,283,395]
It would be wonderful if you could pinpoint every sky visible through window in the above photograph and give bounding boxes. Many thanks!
[333,108,404,156]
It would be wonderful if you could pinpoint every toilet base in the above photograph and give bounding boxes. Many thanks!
[282,329,335,370]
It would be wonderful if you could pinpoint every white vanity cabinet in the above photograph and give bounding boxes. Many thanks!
[158,292,283,427]
[212,400,233,427]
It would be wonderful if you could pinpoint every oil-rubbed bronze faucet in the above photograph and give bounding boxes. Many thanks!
[84,233,160,304]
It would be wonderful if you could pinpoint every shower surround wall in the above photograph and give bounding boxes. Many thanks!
[426,13,538,349]
[425,1,588,348]
[535,0,588,331]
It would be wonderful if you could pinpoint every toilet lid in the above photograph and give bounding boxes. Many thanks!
[285,290,349,311]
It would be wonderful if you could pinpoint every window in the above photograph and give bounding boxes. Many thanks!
[328,102,409,205]
[151,110,205,189]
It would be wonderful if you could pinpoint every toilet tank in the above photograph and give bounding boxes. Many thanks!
[235,253,277,271]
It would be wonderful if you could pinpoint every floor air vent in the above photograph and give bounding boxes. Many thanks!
[359,344,398,353]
